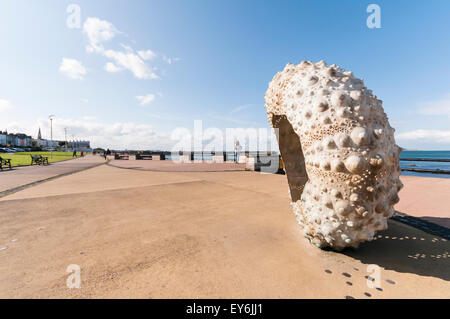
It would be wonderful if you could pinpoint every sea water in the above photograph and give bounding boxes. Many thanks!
[163,150,450,178]
[399,150,450,179]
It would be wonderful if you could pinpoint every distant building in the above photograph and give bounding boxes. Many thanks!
[1,127,91,151]
[6,132,14,146]
[68,140,91,152]
[0,131,6,146]
[0,131,32,148]
[36,139,59,148]
[32,127,61,149]
[14,133,32,147]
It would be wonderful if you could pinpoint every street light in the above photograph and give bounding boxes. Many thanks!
[71,134,76,155]
[64,127,68,152]
[49,115,55,159]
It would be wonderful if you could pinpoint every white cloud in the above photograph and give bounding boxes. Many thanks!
[162,55,181,64]
[0,99,14,112]
[138,50,157,60]
[7,117,173,150]
[136,94,156,106]
[396,130,450,144]
[1,117,279,151]
[207,113,260,126]
[82,17,159,80]
[83,17,119,52]
[418,94,450,117]
[59,58,87,79]
[104,62,122,73]
[120,43,134,52]
[104,49,158,79]
[230,104,253,114]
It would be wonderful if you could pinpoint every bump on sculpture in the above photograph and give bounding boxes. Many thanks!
[265,60,402,250]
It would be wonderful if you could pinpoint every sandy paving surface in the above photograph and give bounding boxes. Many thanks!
[109,158,247,172]
[0,155,105,194]
[0,165,448,298]
[395,176,450,228]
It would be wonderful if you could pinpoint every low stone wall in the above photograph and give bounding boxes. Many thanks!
[178,155,191,163]
[120,153,283,173]
[246,157,256,170]
[212,155,224,163]
[238,155,248,164]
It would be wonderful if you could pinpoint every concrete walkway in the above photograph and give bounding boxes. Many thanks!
[395,175,450,228]
[108,158,246,172]
[0,155,105,196]
[0,165,448,298]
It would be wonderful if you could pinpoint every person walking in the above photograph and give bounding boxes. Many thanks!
[234,140,242,163]
[72,150,77,157]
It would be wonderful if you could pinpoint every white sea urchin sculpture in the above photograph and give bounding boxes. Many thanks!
[265,60,403,250]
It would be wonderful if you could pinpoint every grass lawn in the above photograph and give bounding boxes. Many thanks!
[0,152,82,167]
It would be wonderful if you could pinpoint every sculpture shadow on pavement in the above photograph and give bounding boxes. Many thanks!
[342,219,449,282]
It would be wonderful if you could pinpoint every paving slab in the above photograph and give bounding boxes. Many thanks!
[0,155,105,195]
[108,158,246,172]
[395,175,450,228]
[0,165,448,298]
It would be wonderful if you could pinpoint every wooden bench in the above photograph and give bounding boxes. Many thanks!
[136,154,152,160]
[114,154,129,160]
[0,156,12,170]
[30,154,49,165]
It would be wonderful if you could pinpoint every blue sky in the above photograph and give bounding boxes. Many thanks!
[0,0,449,150]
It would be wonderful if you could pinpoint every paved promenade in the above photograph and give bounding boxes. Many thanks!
[0,164,448,298]
[395,176,450,228]
[0,155,105,196]
[108,158,246,172]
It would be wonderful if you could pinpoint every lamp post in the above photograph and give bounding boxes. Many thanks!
[64,127,68,152]
[49,115,55,159]
[71,134,76,155]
